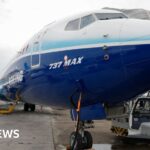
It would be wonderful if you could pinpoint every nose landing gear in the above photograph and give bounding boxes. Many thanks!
[69,92,94,150]
[70,121,94,150]
[24,103,36,112]
[70,121,93,150]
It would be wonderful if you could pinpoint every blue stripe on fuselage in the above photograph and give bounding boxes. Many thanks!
[41,36,150,50]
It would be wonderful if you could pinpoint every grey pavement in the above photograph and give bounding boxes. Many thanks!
[0,106,150,150]
[0,109,55,150]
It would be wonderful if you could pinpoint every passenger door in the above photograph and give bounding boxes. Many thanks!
[31,41,40,68]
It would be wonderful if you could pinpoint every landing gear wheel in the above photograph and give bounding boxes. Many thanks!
[30,104,35,112]
[70,132,82,150]
[24,103,29,111]
[24,103,36,112]
[83,131,93,149]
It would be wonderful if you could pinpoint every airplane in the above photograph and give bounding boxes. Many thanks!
[1,8,150,149]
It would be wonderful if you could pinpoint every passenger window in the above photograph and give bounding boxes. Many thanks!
[95,13,127,20]
[65,19,80,31]
[33,42,39,52]
[80,14,95,29]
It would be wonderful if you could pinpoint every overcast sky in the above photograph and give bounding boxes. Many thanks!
[0,0,150,72]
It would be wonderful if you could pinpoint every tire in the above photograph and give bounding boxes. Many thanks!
[30,104,35,112]
[83,131,93,149]
[24,103,29,112]
[70,132,82,150]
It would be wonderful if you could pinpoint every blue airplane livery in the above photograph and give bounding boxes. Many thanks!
[1,9,150,149]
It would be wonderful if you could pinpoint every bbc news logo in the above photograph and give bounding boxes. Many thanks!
[0,129,20,139]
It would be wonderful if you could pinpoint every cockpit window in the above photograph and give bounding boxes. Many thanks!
[80,14,95,29]
[65,19,80,31]
[95,13,128,20]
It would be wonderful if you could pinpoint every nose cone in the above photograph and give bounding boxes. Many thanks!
[120,19,150,44]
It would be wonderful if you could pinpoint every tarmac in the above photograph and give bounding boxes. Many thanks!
[0,106,55,150]
[0,105,150,150]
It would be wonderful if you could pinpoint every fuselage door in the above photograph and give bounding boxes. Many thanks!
[31,41,40,68]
